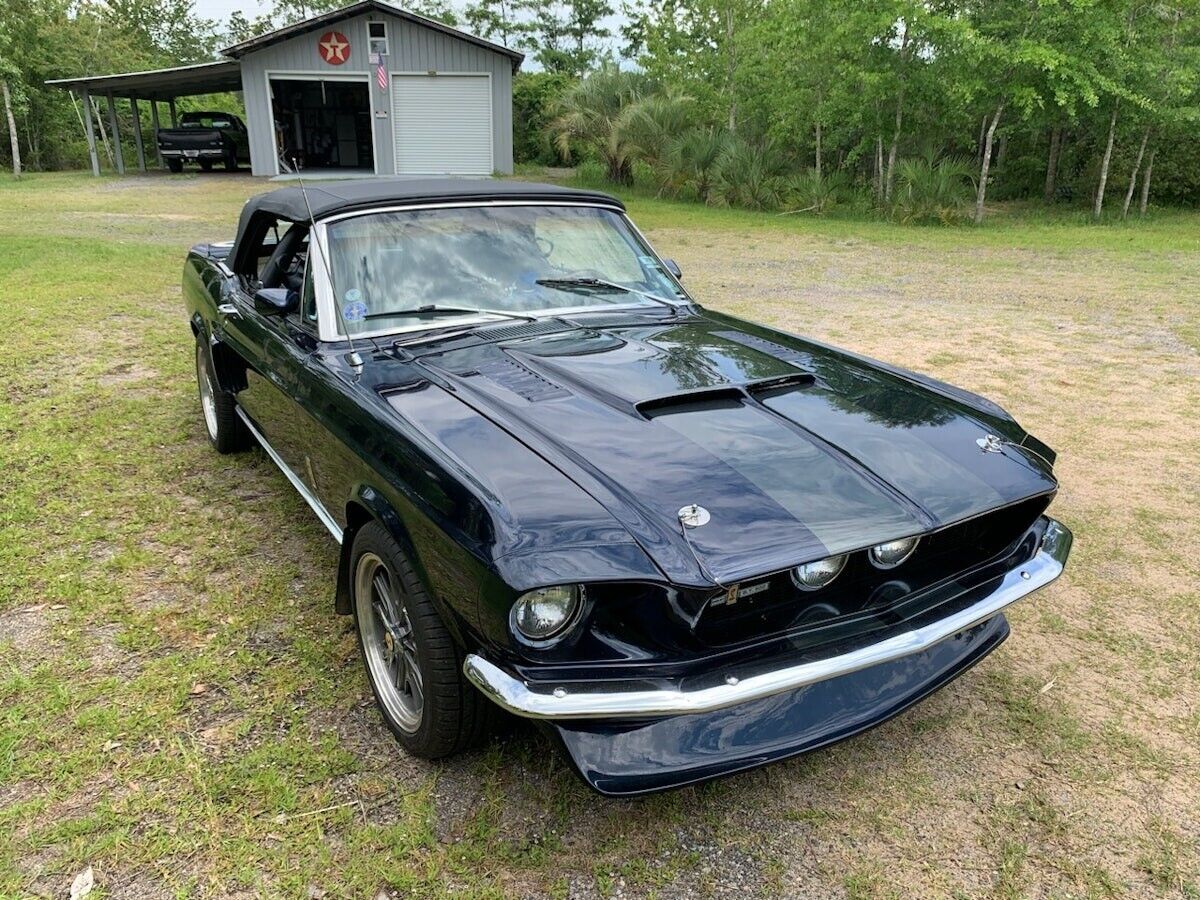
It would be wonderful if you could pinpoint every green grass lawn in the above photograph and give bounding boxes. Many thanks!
[1,171,1198,899]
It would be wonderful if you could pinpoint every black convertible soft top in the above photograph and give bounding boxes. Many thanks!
[230,178,623,273]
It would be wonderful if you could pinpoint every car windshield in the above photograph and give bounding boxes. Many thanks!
[324,204,684,336]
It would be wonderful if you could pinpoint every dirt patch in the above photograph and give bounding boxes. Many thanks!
[98,362,158,386]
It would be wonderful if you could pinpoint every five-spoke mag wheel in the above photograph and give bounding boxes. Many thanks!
[349,522,497,758]
[355,551,424,733]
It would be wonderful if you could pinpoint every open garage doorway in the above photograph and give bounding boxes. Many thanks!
[269,77,375,175]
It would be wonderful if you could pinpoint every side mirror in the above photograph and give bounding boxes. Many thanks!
[662,258,683,280]
[254,286,297,315]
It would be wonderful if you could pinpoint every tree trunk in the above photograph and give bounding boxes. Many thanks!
[814,118,822,179]
[1094,105,1118,220]
[978,116,987,163]
[874,135,884,200]
[1139,148,1155,216]
[884,95,903,202]
[1121,127,1149,219]
[974,101,1005,225]
[725,6,736,133]
[1043,126,1062,202]
[995,133,1008,170]
[1,80,19,179]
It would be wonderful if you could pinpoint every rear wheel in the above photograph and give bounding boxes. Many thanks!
[195,338,249,453]
[166,158,183,173]
[351,522,495,758]
[199,160,213,172]
[224,152,237,172]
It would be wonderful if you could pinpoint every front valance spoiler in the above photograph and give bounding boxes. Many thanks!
[464,518,1072,721]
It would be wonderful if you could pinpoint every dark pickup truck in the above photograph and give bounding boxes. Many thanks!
[157,111,250,173]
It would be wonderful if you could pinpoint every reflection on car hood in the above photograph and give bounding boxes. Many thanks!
[407,310,1058,586]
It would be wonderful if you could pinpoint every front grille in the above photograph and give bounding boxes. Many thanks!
[691,494,1053,647]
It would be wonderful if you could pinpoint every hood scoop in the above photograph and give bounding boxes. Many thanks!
[636,373,815,419]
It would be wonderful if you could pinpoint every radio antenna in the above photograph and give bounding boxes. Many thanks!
[293,159,363,373]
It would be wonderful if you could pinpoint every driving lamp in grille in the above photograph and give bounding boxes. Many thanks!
[790,555,848,591]
[868,537,920,569]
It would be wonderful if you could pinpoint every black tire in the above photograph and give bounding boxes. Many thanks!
[166,158,183,173]
[195,338,249,454]
[351,521,496,758]
[199,160,213,172]
[224,152,237,172]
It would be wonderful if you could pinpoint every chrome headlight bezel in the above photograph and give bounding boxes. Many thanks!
[868,537,921,570]
[510,584,584,643]
[790,554,848,591]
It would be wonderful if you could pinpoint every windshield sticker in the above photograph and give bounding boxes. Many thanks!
[342,289,367,323]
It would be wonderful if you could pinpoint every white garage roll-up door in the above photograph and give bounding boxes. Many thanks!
[391,74,493,175]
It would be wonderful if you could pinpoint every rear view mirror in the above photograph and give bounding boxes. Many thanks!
[662,258,683,280]
[254,287,297,315]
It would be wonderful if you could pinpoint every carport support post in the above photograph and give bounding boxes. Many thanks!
[80,89,100,177]
[168,99,177,127]
[105,92,125,175]
[130,98,146,172]
[149,101,162,166]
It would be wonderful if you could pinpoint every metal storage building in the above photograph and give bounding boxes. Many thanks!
[48,0,523,178]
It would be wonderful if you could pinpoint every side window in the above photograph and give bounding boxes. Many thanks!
[368,21,389,56]
[300,253,318,328]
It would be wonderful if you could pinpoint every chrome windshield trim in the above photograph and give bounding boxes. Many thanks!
[235,406,342,544]
[464,519,1072,721]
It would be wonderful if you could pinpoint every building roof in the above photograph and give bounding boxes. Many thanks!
[44,60,243,100]
[47,2,523,96]
[231,179,623,270]
[221,0,524,67]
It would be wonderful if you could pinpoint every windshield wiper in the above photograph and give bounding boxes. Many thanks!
[535,277,682,311]
[365,304,536,322]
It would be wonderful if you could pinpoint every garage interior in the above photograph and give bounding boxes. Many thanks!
[270,78,374,174]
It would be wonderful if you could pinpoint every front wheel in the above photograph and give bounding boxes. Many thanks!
[166,158,183,173]
[351,522,495,758]
[224,152,237,172]
[195,338,249,453]
[198,160,213,172]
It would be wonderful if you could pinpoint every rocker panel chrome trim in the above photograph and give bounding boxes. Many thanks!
[465,519,1072,721]
[235,406,343,544]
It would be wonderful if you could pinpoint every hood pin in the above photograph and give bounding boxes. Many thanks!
[678,504,711,528]
[976,434,1004,453]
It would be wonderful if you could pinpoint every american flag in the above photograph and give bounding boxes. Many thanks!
[376,57,388,91]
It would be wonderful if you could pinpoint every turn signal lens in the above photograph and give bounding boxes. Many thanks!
[869,537,920,569]
[512,585,582,640]
[790,555,847,591]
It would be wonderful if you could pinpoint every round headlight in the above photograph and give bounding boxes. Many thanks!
[869,537,920,569]
[511,585,582,640]
[790,555,847,591]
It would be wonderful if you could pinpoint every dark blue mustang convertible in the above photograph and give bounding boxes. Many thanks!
[184,179,1071,795]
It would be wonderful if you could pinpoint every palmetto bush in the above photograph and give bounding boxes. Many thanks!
[711,137,787,210]
[780,168,851,215]
[891,153,977,224]
[547,64,653,185]
[653,127,730,201]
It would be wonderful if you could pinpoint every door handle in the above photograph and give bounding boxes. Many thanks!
[217,303,241,318]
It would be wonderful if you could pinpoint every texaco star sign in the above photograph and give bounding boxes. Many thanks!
[318,31,350,65]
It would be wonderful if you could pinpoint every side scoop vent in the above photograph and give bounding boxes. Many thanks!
[714,330,817,370]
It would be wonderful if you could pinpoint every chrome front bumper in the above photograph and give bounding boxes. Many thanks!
[464,518,1072,721]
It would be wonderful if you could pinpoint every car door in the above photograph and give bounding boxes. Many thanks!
[217,224,312,472]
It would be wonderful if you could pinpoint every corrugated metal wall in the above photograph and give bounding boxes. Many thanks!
[238,11,515,177]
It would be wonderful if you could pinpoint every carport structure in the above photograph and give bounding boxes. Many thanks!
[46,60,243,176]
